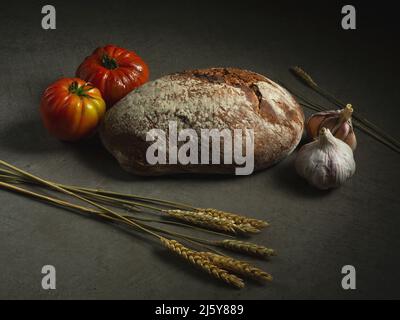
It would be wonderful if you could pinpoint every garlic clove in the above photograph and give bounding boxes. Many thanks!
[345,131,357,151]
[334,121,351,141]
[306,114,327,139]
[305,104,357,151]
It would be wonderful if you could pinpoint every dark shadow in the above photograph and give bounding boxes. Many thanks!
[71,136,249,183]
[67,135,139,182]
[0,117,62,154]
[269,154,332,198]
[0,116,137,181]
[148,171,241,182]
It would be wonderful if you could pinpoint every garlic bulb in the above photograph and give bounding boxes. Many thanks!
[306,104,357,151]
[295,128,356,190]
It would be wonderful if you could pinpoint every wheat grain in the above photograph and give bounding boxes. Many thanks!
[197,208,269,229]
[218,239,276,259]
[166,210,260,234]
[166,210,236,233]
[201,252,272,283]
[290,66,318,88]
[160,237,244,288]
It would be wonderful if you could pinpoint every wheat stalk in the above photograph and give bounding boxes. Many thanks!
[200,252,272,283]
[289,66,400,153]
[196,208,269,229]
[0,160,276,289]
[217,239,276,259]
[160,238,244,288]
[1,166,268,234]
[166,209,260,234]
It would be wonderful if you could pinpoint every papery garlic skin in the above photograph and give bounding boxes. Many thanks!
[295,128,356,190]
[306,104,357,151]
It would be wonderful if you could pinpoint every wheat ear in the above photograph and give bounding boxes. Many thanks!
[200,252,273,283]
[290,66,318,88]
[160,238,244,289]
[166,210,237,233]
[217,240,276,259]
[198,208,269,229]
[166,210,260,234]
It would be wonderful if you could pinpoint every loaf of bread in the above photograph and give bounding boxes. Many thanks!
[100,68,304,175]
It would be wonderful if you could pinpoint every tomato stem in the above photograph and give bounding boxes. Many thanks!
[68,81,93,97]
[101,54,118,70]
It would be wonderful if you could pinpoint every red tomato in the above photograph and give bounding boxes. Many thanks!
[40,78,106,141]
[76,44,149,107]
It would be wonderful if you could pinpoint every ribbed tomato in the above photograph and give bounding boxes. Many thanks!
[40,78,106,141]
[76,44,149,107]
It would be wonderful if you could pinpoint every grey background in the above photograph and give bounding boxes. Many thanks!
[0,0,399,299]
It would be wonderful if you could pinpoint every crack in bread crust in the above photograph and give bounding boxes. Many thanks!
[177,68,267,86]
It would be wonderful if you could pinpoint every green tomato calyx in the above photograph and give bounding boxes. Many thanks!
[68,81,94,97]
[101,54,118,70]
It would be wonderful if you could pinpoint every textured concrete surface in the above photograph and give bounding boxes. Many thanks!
[0,1,399,299]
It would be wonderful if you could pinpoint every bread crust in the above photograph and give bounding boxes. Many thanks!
[100,68,304,175]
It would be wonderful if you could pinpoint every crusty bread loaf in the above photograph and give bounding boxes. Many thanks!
[100,68,304,175]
